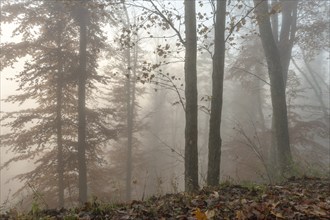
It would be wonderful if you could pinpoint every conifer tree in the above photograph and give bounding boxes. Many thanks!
[0,0,118,207]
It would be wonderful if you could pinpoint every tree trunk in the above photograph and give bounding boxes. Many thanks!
[269,0,298,178]
[124,25,132,203]
[270,0,279,42]
[278,0,298,86]
[207,0,226,186]
[254,65,266,131]
[125,46,133,200]
[77,1,88,203]
[269,0,279,173]
[184,0,198,192]
[56,74,64,208]
[123,4,138,201]
[56,14,64,207]
[254,0,292,177]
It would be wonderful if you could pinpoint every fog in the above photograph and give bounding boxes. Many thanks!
[0,0,329,210]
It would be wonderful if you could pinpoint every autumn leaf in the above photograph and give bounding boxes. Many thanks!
[235,210,245,220]
[194,208,208,220]
[270,211,285,219]
[205,209,215,219]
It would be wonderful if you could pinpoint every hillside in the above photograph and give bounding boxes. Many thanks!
[1,176,329,220]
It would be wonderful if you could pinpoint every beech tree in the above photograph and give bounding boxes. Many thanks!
[271,0,298,85]
[253,0,292,177]
[131,0,199,192]
[254,0,328,178]
[223,0,329,182]
[120,2,140,201]
[184,0,199,192]
[266,0,297,173]
[207,0,227,186]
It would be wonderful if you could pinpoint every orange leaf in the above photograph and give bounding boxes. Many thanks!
[194,208,208,220]
[235,210,245,220]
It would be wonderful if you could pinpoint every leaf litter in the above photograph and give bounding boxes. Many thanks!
[1,176,329,219]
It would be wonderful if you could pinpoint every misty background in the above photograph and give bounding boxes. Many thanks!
[0,0,329,210]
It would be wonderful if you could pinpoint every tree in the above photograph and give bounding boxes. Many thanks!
[207,0,226,186]
[0,0,80,207]
[0,0,118,207]
[226,34,272,182]
[135,0,199,192]
[268,0,298,173]
[184,0,199,192]
[77,0,88,203]
[120,2,139,201]
[54,2,65,207]
[95,3,149,201]
[271,0,298,85]
[253,0,292,177]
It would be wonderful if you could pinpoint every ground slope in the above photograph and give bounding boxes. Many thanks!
[1,176,329,219]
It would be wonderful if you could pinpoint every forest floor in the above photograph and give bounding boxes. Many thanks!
[1,176,329,220]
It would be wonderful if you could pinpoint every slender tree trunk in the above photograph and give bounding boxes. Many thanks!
[269,116,278,176]
[270,0,279,43]
[207,0,226,186]
[77,1,88,203]
[123,4,138,201]
[128,42,138,199]
[254,0,292,177]
[269,0,279,173]
[125,47,133,200]
[56,16,64,207]
[184,0,198,192]
[56,77,64,207]
[278,0,298,86]
[254,65,266,131]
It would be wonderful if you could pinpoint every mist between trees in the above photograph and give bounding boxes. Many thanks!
[0,0,329,210]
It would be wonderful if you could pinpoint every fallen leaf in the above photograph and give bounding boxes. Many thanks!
[194,208,208,220]
[205,209,215,219]
[235,210,245,220]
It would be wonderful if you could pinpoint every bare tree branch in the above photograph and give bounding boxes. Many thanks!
[232,67,270,85]
[147,0,185,45]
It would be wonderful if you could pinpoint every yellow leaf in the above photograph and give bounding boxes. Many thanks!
[270,211,285,219]
[235,210,245,220]
[194,208,208,220]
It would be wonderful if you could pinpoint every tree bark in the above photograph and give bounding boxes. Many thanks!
[254,65,266,131]
[207,0,226,186]
[269,0,279,173]
[124,5,133,201]
[278,0,298,86]
[56,13,65,207]
[125,48,133,201]
[77,0,88,203]
[270,0,279,42]
[254,0,292,177]
[184,0,198,192]
[268,0,297,178]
